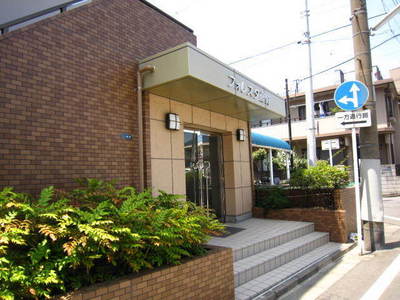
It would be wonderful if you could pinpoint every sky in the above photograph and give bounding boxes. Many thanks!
[146,0,400,96]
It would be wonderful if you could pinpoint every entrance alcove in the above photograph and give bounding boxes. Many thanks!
[148,93,254,222]
[142,43,286,223]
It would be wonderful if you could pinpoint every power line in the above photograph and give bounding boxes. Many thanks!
[314,38,352,43]
[372,32,400,49]
[299,33,400,81]
[229,41,298,65]
[311,22,353,39]
[300,57,354,81]
[229,13,386,65]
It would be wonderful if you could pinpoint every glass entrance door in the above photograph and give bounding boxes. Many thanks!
[184,129,224,220]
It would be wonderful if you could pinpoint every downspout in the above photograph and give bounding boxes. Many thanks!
[137,65,155,192]
[248,121,255,209]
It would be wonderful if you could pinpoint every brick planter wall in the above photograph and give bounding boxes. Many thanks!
[254,188,356,243]
[265,208,347,243]
[334,187,356,238]
[59,246,234,300]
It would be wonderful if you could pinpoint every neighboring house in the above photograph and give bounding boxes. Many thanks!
[0,0,286,223]
[252,69,400,176]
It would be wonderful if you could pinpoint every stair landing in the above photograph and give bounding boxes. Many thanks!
[208,218,353,300]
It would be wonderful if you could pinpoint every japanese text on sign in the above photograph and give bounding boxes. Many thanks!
[335,109,371,129]
[228,75,271,106]
[343,111,369,121]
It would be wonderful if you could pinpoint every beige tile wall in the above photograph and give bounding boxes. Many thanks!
[149,94,185,196]
[149,93,253,220]
[222,119,253,220]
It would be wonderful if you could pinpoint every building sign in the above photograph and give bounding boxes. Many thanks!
[321,138,340,150]
[335,109,371,129]
[228,75,271,107]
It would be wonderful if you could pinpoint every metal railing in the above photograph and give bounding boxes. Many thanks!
[255,187,340,210]
[0,0,91,35]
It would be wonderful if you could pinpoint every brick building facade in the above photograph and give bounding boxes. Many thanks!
[0,0,196,193]
[1,0,285,222]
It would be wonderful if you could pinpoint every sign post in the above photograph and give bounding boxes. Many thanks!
[321,138,340,166]
[334,80,370,255]
[351,127,363,254]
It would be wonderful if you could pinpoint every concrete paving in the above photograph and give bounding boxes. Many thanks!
[380,270,400,300]
[278,221,400,300]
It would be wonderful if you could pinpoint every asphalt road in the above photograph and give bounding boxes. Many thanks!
[384,196,400,226]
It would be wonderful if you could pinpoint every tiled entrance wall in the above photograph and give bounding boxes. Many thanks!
[222,131,253,222]
[148,93,252,221]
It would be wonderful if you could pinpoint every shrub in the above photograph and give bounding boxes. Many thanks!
[289,160,349,189]
[255,187,290,210]
[0,179,224,299]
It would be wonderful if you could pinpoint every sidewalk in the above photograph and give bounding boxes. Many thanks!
[279,221,400,300]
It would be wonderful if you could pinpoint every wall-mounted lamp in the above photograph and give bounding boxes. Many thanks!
[166,113,181,130]
[236,129,245,141]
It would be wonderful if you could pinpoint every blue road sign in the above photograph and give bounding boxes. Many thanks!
[334,80,369,111]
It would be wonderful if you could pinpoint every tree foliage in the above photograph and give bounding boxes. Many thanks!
[272,150,307,170]
[0,179,224,299]
[252,149,268,161]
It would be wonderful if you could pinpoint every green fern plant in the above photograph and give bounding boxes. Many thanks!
[0,179,224,299]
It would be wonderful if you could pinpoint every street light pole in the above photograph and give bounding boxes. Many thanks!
[350,0,385,251]
[304,0,317,166]
[285,78,294,170]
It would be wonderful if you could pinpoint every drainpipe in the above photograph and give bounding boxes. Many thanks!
[137,65,155,192]
[248,121,256,209]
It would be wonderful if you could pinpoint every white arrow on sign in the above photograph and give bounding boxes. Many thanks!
[338,83,360,108]
[340,119,369,126]
[350,83,360,107]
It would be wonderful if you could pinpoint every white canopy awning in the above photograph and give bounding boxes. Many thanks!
[139,43,286,122]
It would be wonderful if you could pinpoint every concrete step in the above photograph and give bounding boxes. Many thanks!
[235,242,354,300]
[233,223,314,262]
[234,232,329,287]
[207,219,314,262]
[382,180,400,184]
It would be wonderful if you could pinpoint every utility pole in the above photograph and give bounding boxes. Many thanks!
[285,79,294,170]
[304,0,317,166]
[350,0,385,251]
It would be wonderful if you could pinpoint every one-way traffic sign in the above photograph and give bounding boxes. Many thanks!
[334,80,369,111]
[335,110,371,129]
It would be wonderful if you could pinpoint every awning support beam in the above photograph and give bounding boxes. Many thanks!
[286,154,291,180]
[269,149,274,186]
